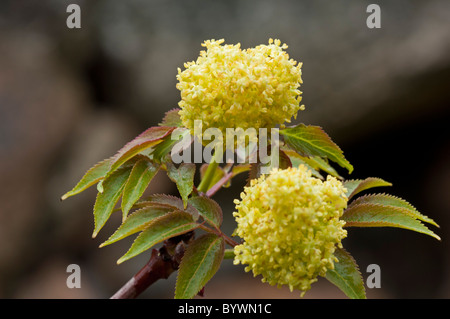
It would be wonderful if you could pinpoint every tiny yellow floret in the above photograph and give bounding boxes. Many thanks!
[233,166,348,296]
[177,39,304,141]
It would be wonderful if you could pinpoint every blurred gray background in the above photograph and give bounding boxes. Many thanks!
[0,0,449,299]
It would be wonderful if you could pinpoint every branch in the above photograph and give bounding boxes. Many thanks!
[110,232,194,299]
[205,171,233,197]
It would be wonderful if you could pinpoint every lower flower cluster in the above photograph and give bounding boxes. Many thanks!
[233,165,348,295]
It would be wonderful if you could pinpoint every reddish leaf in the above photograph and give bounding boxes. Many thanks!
[342,203,440,240]
[348,193,438,227]
[344,178,392,200]
[159,108,182,127]
[109,126,175,173]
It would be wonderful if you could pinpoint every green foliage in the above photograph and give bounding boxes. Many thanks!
[325,248,366,299]
[175,234,224,299]
[100,205,173,247]
[117,211,199,264]
[284,149,342,180]
[343,177,392,199]
[62,115,440,299]
[165,162,196,208]
[280,124,353,173]
[109,126,174,173]
[341,178,440,240]
[93,167,132,238]
[121,157,159,220]
[152,128,191,163]
[159,108,183,127]
[188,196,223,229]
[348,194,438,227]
[343,203,440,240]
[61,158,112,200]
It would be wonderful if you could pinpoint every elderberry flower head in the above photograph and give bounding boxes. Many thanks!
[233,166,348,296]
[176,39,304,146]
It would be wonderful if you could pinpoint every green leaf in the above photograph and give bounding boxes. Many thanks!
[159,108,182,127]
[280,124,353,173]
[342,203,440,240]
[305,156,341,179]
[344,178,392,200]
[109,126,174,173]
[188,196,223,228]
[140,194,199,220]
[61,157,112,200]
[121,157,159,220]
[283,149,324,179]
[325,248,366,299]
[117,210,199,264]
[175,234,224,299]
[348,193,438,227]
[152,128,191,163]
[100,204,173,247]
[166,162,196,208]
[92,166,132,238]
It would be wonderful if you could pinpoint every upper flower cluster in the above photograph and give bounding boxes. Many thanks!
[233,166,348,296]
[176,39,304,140]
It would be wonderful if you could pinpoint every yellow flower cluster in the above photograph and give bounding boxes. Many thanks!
[176,39,304,141]
[233,166,348,296]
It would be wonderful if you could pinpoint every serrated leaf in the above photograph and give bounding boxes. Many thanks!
[121,157,159,220]
[175,234,224,299]
[92,166,132,238]
[100,205,173,247]
[325,248,366,299]
[152,128,191,163]
[344,178,392,200]
[348,194,438,227]
[109,126,174,173]
[283,149,324,179]
[117,210,199,264]
[61,158,112,200]
[140,194,199,220]
[306,156,341,179]
[280,124,353,173]
[159,108,182,127]
[188,196,223,228]
[166,162,196,208]
[342,203,440,240]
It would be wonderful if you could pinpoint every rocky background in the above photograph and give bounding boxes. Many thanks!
[0,0,449,299]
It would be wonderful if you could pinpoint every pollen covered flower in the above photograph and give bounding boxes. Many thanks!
[233,166,348,296]
[176,39,304,144]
